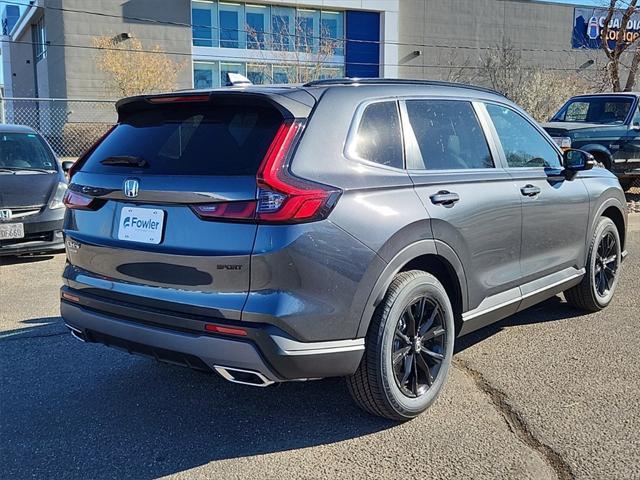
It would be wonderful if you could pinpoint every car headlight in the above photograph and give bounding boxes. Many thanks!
[49,182,68,209]
[552,137,572,150]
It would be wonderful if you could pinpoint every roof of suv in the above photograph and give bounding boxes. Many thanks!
[159,78,508,103]
[0,124,37,134]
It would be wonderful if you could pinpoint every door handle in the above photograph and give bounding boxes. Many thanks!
[430,191,460,205]
[520,184,541,197]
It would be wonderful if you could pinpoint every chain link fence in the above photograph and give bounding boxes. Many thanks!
[0,98,117,158]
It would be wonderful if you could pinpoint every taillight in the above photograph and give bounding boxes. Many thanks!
[63,190,99,210]
[191,120,341,224]
[68,125,116,180]
[256,121,340,223]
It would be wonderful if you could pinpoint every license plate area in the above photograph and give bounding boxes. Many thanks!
[117,207,165,244]
[0,223,24,240]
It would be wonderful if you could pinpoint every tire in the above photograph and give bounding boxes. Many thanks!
[564,217,622,312]
[346,270,455,421]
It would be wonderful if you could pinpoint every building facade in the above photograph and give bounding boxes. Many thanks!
[0,0,626,100]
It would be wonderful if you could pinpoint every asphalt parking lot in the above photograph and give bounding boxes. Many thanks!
[1,216,638,480]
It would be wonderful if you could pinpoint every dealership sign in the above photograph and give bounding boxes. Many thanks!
[573,7,640,49]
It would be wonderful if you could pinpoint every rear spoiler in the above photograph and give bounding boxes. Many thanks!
[115,90,315,122]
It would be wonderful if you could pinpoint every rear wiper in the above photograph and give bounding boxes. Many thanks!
[100,155,148,168]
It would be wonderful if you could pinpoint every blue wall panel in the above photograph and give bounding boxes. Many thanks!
[345,11,380,78]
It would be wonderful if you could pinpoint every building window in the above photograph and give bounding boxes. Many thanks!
[321,11,344,56]
[272,65,291,84]
[247,63,268,84]
[33,17,46,61]
[194,62,218,89]
[192,0,218,47]
[246,4,268,49]
[271,6,295,51]
[219,2,243,48]
[296,9,319,53]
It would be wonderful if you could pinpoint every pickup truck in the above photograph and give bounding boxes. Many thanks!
[543,92,640,191]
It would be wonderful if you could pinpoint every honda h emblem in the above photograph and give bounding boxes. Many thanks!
[0,208,12,221]
[123,179,139,198]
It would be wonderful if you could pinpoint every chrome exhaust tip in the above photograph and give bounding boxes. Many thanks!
[65,323,86,343]
[214,366,275,387]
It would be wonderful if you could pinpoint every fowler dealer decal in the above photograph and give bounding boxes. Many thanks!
[122,216,161,230]
[117,207,165,244]
[573,7,640,49]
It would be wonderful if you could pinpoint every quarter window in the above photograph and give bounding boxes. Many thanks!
[486,104,561,168]
[405,100,493,170]
[351,101,403,169]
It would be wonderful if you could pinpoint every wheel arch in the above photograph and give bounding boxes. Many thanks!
[589,197,627,254]
[356,240,468,338]
[600,203,627,251]
[581,144,613,169]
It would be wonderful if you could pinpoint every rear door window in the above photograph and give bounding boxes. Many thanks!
[349,101,404,169]
[81,104,283,176]
[404,100,493,170]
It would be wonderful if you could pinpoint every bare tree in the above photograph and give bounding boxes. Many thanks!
[600,0,640,91]
[246,21,340,84]
[92,36,186,96]
[477,41,591,121]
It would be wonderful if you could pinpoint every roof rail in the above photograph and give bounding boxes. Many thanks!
[303,78,505,97]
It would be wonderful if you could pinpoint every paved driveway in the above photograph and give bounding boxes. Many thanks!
[1,217,638,480]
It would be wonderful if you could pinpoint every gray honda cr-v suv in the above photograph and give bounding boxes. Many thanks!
[61,79,627,420]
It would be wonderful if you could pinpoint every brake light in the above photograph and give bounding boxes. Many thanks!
[149,95,210,104]
[63,190,98,210]
[68,125,116,180]
[255,121,341,223]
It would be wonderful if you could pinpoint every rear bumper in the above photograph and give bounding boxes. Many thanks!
[60,293,364,382]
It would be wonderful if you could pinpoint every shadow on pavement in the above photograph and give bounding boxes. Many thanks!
[0,317,394,480]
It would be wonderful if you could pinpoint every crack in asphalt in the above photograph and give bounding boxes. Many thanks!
[454,359,575,480]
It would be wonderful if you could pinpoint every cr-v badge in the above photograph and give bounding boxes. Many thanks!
[123,179,139,198]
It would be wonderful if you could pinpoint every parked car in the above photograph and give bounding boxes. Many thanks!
[544,92,640,191]
[0,124,71,256]
[60,79,627,421]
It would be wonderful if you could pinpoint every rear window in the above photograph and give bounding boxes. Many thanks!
[81,104,283,176]
[0,132,57,171]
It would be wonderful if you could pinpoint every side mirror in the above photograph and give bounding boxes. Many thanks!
[563,149,595,177]
[61,161,75,173]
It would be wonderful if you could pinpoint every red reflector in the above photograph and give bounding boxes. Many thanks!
[149,95,210,104]
[63,190,96,210]
[61,292,80,303]
[204,324,248,336]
